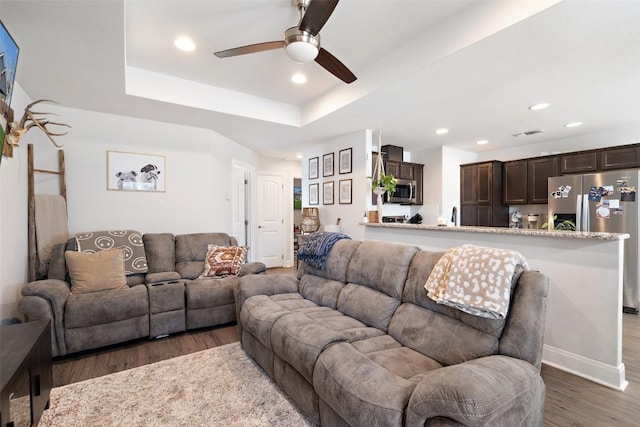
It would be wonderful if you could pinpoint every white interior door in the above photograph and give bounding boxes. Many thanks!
[257,174,284,268]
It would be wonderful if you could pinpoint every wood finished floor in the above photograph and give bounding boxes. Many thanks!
[51,268,640,426]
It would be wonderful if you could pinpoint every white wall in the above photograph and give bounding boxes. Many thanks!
[302,130,371,241]
[414,146,477,225]
[0,85,31,322]
[0,83,261,321]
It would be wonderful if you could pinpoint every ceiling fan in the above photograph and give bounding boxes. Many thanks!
[214,0,356,84]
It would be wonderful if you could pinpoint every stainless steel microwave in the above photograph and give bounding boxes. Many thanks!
[386,179,417,204]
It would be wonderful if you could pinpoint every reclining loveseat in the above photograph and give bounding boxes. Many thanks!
[236,239,549,426]
[20,231,265,356]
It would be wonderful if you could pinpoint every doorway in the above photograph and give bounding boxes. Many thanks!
[256,173,284,268]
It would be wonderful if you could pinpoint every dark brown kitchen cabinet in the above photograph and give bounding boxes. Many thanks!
[504,157,559,205]
[400,163,415,180]
[461,205,494,227]
[503,160,528,204]
[385,160,400,178]
[459,161,508,227]
[599,145,640,170]
[413,163,423,205]
[560,151,598,174]
[528,156,559,203]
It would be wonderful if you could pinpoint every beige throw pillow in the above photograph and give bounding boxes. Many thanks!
[65,248,128,294]
[199,245,248,278]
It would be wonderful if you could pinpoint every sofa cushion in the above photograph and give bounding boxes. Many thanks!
[199,245,248,277]
[336,284,400,333]
[65,248,128,294]
[314,341,440,427]
[175,233,234,279]
[297,239,362,282]
[389,303,500,366]
[403,251,507,337]
[75,230,148,275]
[143,233,176,273]
[346,241,419,300]
[185,276,237,309]
[299,274,345,309]
[65,284,149,328]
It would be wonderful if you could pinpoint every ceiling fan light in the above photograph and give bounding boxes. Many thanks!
[285,41,319,63]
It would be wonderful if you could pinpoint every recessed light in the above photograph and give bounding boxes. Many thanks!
[476,140,488,145]
[565,122,583,128]
[528,103,550,111]
[174,36,196,52]
[435,128,449,135]
[291,73,307,84]
[296,154,303,159]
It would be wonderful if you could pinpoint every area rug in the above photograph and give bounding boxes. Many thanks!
[38,343,315,426]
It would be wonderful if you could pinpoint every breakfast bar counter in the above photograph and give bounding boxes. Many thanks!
[363,222,629,391]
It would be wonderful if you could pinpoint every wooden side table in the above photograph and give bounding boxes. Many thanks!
[1,319,52,427]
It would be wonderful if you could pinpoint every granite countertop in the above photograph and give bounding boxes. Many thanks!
[362,222,629,241]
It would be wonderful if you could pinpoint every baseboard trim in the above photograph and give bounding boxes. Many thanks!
[542,345,628,391]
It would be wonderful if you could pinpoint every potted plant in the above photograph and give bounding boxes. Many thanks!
[542,215,576,231]
[370,133,397,222]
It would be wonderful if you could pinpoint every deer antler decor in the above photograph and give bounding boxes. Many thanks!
[5,99,71,148]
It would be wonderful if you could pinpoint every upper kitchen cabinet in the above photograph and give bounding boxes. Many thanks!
[560,151,598,174]
[599,144,640,170]
[528,156,560,203]
[460,161,508,226]
[503,160,528,204]
[504,157,559,205]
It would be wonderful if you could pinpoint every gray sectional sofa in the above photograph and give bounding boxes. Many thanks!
[20,232,265,356]
[236,239,549,426]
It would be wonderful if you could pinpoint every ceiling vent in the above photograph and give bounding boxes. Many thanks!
[512,129,544,137]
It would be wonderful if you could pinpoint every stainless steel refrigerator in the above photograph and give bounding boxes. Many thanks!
[548,170,639,313]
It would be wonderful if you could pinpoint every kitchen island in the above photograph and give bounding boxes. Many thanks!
[363,222,629,391]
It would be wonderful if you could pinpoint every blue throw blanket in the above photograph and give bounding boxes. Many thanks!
[297,232,351,270]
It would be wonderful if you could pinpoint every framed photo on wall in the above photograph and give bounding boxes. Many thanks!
[339,179,352,204]
[107,151,166,192]
[339,148,352,174]
[323,152,334,177]
[323,181,334,205]
[309,183,319,205]
[309,156,319,180]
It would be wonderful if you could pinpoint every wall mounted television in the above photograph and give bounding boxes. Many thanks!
[1,19,19,163]
[0,19,19,113]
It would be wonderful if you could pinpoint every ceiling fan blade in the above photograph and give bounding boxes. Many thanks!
[214,41,285,58]
[299,0,339,36]
[315,48,356,84]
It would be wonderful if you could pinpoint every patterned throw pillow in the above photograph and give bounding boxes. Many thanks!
[199,245,248,278]
[76,230,148,275]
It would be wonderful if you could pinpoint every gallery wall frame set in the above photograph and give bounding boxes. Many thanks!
[107,151,166,192]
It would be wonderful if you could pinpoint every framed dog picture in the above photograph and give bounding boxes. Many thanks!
[107,151,166,192]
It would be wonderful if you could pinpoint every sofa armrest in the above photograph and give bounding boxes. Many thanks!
[406,355,545,427]
[238,261,267,277]
[235,274,299,313]
[20,279,71,356]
